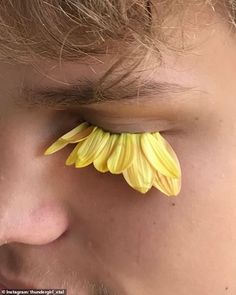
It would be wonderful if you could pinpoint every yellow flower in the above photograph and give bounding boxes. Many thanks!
[44,122,182,196]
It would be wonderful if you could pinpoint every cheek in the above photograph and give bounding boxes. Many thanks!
[43,125,236,288]
[47,146,140,207]
[179,122,236,201]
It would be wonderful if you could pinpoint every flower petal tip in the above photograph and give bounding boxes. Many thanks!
[133,186,152,194]
[43,148,53,155]
[140,188,151,194]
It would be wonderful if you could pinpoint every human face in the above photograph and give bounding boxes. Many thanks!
[0,6,236,295]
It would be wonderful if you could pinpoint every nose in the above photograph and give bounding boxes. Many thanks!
[0,180,70,246]
[0,113,70,247]
[0,155,70,247]
[0,195,69,246]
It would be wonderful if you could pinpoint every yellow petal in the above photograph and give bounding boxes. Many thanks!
[170,176,182,196]
[141,133,180,178]
[44,139,69,155]
[152,132,181,175]
[107,133,134,174]
[61,122,90,141]
[43,122,92,155]
[93,134,118,172]
[75,128,110,168]
[153,171,181,196]
[122,134,155,194]
[65,142,83,166]
[152,132,182,196]
[66,125,97,143]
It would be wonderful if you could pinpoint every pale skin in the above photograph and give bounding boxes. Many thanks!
[0,5,236,295]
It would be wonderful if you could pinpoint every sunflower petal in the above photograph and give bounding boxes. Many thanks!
[141,133,180,178]
[44,139,69,155]
[44,122,92,155]
[65,142,83,166]
[123,134,155,194]
[152,132,181,174]
[61,122,90,141]
[153,171,181,196]
[67,125,97,143]
[75,129,110,168]
[93,134,118,172]
[107,133,134,174]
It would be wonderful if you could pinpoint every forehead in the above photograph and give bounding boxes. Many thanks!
[0,0,220,65]
[0,7,230,113]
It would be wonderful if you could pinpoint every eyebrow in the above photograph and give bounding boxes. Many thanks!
[16,78,200,109]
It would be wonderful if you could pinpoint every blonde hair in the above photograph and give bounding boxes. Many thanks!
[0,0,234,88]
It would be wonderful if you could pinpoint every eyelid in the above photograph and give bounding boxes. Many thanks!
[63,110,180,135]
[83,117,180,134]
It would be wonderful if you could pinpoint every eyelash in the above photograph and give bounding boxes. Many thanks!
[44,117,182,196]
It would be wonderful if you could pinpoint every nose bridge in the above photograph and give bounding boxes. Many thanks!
[0,125,70,246]
[0,116,35,182]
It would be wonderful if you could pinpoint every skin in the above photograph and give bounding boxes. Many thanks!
[0,4,236,295]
